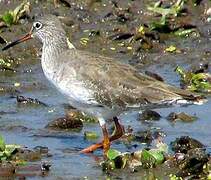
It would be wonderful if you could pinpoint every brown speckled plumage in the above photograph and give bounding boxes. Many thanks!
[2,15,205,126]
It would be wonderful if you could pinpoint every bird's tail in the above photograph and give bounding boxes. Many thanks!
[166,85,207,105]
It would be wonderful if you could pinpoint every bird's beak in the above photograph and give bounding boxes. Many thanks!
[2,30,32,51]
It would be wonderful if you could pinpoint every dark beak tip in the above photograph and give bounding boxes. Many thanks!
[2,43,14,51]
[2,46,8,51]
[1,33,32,51]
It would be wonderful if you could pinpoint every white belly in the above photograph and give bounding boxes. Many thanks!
[56,78,97,106]
[42,62,97,107]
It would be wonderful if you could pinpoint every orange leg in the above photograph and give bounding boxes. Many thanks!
[110,117,125,141]
[102,124,110,154]
[80,117,124,154]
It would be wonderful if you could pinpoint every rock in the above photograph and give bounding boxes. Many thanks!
[41,161,51,171]
[135,130,153,144]
[171,136,204,154]
[0,162,15,177]
[16,96,48,107]
[177,148,209,177]
[46,110,83,130]
[139,110,161,121]
[109,33,134,41]
[167,112,197,122]
[34,146,48,154]
[145,71,164,82]
[54,0,71,7]
[14,148,41,161]
[190,62,209,74]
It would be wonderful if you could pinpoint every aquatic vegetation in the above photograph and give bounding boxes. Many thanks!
[147,0,198,36]
[148,0,185,17]
[147,0,184,32]
[84,131,99,140]
[0,135,21,162]
[175,66,211,93]
[102,141,167,171]
[165,45,178,53]
[0,57,17,72]
[0,0,30,26]
[0,135,51,177]
[101,136,211,179]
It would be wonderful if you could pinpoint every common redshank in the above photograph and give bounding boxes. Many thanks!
[2,15,205,154]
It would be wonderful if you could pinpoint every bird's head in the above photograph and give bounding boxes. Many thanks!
[2,15,67,51]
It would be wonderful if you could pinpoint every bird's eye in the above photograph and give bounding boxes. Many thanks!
[33,22,42,30]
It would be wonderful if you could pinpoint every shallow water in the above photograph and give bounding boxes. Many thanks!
[0,0,211,179]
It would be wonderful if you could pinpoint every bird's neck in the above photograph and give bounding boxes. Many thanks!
[41,37,75,80]
[42,36,74,58]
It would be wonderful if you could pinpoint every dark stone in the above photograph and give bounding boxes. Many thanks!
[190,62,209,74]
[145,71,164,82]
[171,136,204,154]
[34,146,48,154]
[16,96,48,107]
[176,148,209,177]
[139,110,161,121]
[109,33,134,41]
[46,110,83,130]
[41,162,51,171]
[135,130,153,144]
[0,162,15,177]
[167,112,196,122]
[14,148,41,161]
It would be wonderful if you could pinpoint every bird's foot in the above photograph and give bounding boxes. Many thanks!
[80,117,124,154]
[80,142,103,153]
[80,138,110,154]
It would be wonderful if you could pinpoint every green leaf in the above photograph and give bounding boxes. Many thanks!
[4,144,21,157]
[141,149,165,168]
[15,159,27,166]
[0,151,4,157]
[148,0,184,17]
[174,28,196,37]
[175,66,186,77]
[107,149,121,160]
[2,11,14,26]
[0,135,6,152]
[149,15,170,32]
[0,156,7,161]
[165,45,177,52]
[84,131,99,140]
[190,73,211,92]
[175,65,211,93]
[148,149,165,165]
[141,149,156,168]
[175,66,192,84]
[148,6,173,16]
